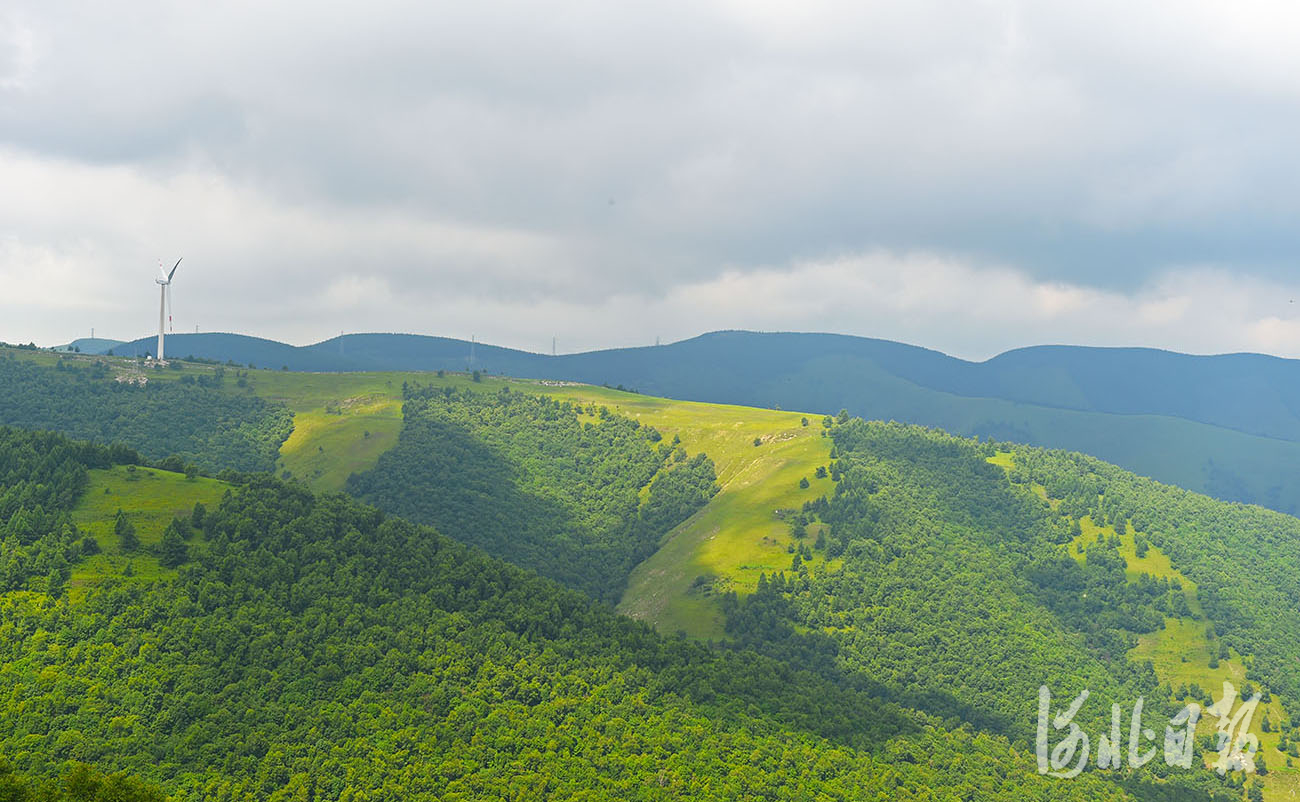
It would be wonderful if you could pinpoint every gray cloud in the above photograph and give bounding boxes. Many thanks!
[3,1,1300,356]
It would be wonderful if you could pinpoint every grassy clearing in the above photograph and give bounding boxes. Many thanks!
[530,393,834,639]
[68,465,228,599]
[277,398,403,491]
[249,370,519,492]
[1133,610,1299,798]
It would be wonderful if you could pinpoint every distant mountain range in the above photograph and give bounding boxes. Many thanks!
[52,337,124,353]
[98,329,1300,514]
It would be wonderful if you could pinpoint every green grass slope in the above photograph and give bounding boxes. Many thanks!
[67,465,228,597]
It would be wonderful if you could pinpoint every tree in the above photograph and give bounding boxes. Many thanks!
[815,466,828,479]
[115,509,139,552]
[799,477,810,489]
[159,522,188,568]
[191,501,207,530]
[801,417,809,427]
[836,408,850,424]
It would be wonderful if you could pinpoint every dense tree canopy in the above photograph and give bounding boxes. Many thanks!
[0,428,1150,800]
[0,356,292,473]
[0,428,136,596]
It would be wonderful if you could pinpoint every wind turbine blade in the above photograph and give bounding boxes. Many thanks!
[167,257,182,282]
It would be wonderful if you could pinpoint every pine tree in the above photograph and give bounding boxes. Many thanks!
[115,509,139,553]
[191,501,207,530]
[159,521,189,568]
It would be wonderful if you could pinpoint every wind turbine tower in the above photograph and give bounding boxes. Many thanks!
[155,258,182,360]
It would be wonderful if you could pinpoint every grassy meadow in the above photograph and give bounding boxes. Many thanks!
[67,465,228,599]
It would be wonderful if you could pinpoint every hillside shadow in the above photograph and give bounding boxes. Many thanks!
[346,413,612,598]
[715,585,1016,751]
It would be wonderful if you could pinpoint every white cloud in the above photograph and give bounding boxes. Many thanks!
[644,255,1300,360]
[3,1,1300,359]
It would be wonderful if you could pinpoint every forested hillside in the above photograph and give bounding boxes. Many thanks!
[741,423,1166,737]
[707,419,1292,798]
[0,426,1158,800]
[3,348,1296,797]
[1011,444,1300,727]
[347,385,718,603]
[0,355,292,473]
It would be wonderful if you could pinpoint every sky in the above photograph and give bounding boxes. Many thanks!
[3,1,1300,360]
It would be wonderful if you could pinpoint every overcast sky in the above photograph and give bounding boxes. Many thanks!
[3,1,1300,360]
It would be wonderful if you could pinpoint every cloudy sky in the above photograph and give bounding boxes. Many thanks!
[3,1,1300,359]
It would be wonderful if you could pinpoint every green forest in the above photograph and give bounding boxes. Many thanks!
[0,355,292,473]
[1,425,1152,800]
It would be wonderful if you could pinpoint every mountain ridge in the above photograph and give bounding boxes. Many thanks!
[85,329,1300,513]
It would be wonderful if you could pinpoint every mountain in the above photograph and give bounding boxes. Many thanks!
[0,428,1156,801]
[1,345,1290,798]
[98,330,1300,513]
[52,337,124,354]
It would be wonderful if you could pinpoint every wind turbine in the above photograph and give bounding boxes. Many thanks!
[155,258,181,360]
